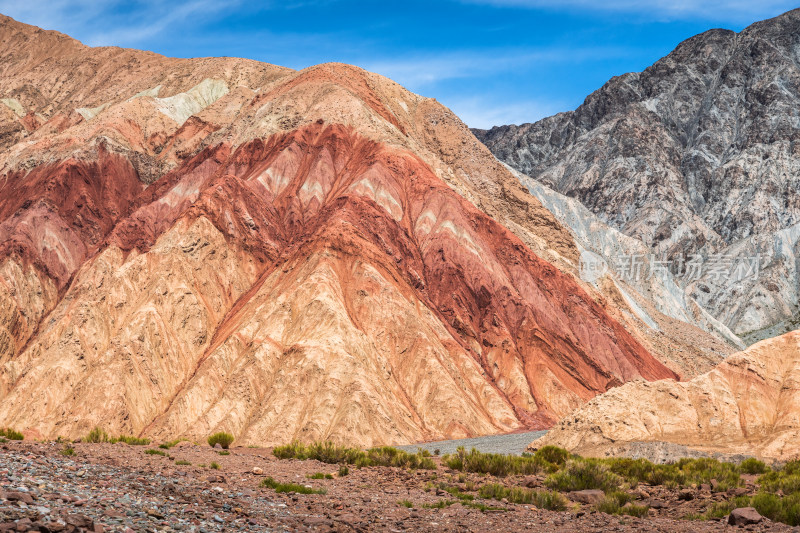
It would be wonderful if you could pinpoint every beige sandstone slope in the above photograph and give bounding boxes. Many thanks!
[530,330,800,461]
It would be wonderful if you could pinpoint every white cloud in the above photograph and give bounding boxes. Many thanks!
[361,46,633,89]
[0,0,242,46]
[461,0,798,24]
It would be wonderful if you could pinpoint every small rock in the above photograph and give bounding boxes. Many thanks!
[65,514,94,529]
[145,508,164,519]
[648,499,668,509]
[252,467,263,475]
[5,492,33,504]
[214,443,222,449]
[677,488,694,501]
[728,507,763,526]
[567,489,605,505]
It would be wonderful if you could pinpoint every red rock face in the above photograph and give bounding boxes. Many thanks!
[0,146,144,287]
[101,123,675,432]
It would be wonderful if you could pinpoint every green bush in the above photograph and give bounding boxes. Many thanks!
[59,446,75,456]
[272,441,436,470]
[740,458,768,475]
[477,483,567,510]
[307,472,334,479]
[398,499,413,508]
[112,435,150,445]
[159,439,184,449]
[84,427,109,443]
[595,491,647,516]
[0,428,23,440]
[207,432,234,449]
[443,447,555,477]
[533,446,570,466]
[545,459,622,493]
[144,449,167,456]
[338,465,349,476]
[260,477,327,494]
[175,460,191,465]
[209,462,220,470]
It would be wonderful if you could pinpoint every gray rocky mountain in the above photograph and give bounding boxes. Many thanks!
[475,8,800,342]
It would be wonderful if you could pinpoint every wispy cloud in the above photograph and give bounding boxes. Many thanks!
[361,46,635,89]
[460,0,798,24]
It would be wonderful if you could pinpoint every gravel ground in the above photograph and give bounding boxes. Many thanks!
[1,441,796,532]
[396,431,547,456]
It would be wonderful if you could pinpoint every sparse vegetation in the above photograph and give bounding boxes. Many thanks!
[272,441,436,470]
[144,449,167,456]
[338,465,349,477]
[443,447,560,477]
[544,459,623,493]
[84,427,109,443]
[59,446,75,456]
[217,450,230,456]
[307,472,334,479]
[478,483,567,510]
[209,461,220,470]
[159,439,185,449]
[175,460,191,465]
[260,477,327,494]
[82,428,149,445]
[398,499,413,508]
[594,491,648,517]
[422,500,456,509]
[0,428,23,440]
[207,432,234,449]
[113,435,150,445]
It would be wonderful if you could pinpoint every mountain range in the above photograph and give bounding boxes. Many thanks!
[0,8,798,460]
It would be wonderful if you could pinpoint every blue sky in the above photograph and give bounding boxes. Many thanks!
[0,1,797,128]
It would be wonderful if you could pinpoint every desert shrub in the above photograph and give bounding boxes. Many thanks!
[595,491,647,516]
[217,450,230,456]
[0,428,23,440]
[84,427,109,443]
[338,465,349,476]
[398,499,413,508]
[159,439,184,449]
[531,490,568,511]
[464,502,506,512]
[740,458,768,475]
[545,459,622,493]
[477,483,566,510]
[751,492,782,520]
[759,464,800,494]
[443,447,552,477]
[207,432,234,449]
[112,435,150,445]
[209,462,220,470]
[260,477,326,494]
[175,460,191,465]
[272,441,435,470]
[59,446,75,456]
[422,500,456,509]
[144,449,167,456]
[533,446,570,466]
[307,472,334,479]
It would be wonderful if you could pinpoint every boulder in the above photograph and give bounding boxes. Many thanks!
[728,507,762,526]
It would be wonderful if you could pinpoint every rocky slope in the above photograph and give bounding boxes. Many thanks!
[0,15,690,446]
[475,8,800,342]
[529,330,800,461]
